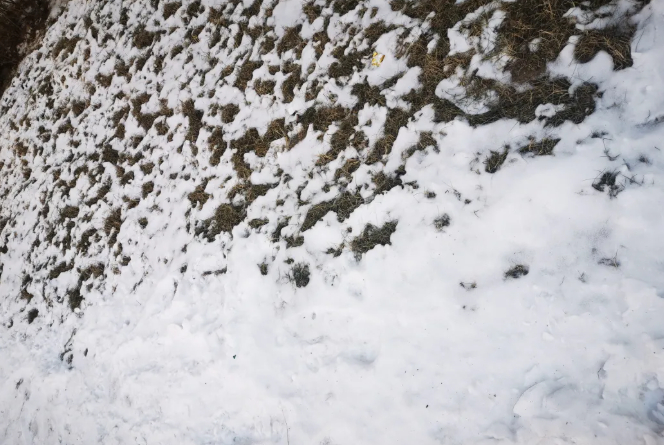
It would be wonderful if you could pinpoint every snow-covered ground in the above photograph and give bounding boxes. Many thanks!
[1,0,664,443]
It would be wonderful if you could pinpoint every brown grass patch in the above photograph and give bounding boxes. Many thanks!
[299,105,349,133]
[287,262,310,287]
[254,79,275,95]
[49,261,73,279]
[196,203,246,241]
[133,25,155,49]
[104,208,123,245]
[235,59,263,90]
[518,138,560,156]
[319,111,359,166]
[163,1,181,19]
[574,26,635,70]
[465,78,598,127]
[301,191,364,231]
[249,218,268,229]
[505,264,529,279]
[303,2,322,23]
[364,21,394,45]
[277,25,306,57]
[208,127,226,166]
[230,119,287,178]
[329,46,372,78]
[334,158,361,181]
[366,108,410,164]
[372,170,403,195]
[352,81,386,108]
[350,221,398,259]
[484,148,508,173]
[188,180,210,208]
[182,99,203,144]
[227,182,273,204]
[61,205,79,220]
[281,64,302,103]
[141,181,154,198]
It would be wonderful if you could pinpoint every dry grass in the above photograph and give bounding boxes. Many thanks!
[334,158,361,181]
[484,148,508,173]
[141,181,154,198]
[277,25,305,57]
[235,59,263,90]
[272,217,290,242]
[518,138,560,156]
[188,180,211,208]
[465,79,599,127]
[319,111,359,166]
[350,221,398,260]
[208,127,226,166]
[196,204,246,241]
[351,81,386,108]
[372,171,403,195]
[329,46,372,78]
[303,2,321,24]
[221,103,240,123]
[505,264,529,279]
[366,108,410,164]
[133,25,156,49]
[433,214,450,231]
[182,99,203,144]
[104,208,123,245]
[230,119,287,178]
[301,191,364,231]
[49,261,73,279]
[249,218,268,229]
[298,105,348,133]
[227,181,273,204]
[163,1,181,19]
[281,64,302,103]
[288,262,310,287]
[254,79,275,95]
[60,205,80,220]
[592,170,623,198]
[284,234,304,248]
[574,26,634,70]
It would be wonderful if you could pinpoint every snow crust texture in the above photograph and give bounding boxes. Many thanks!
[1,0,664,443]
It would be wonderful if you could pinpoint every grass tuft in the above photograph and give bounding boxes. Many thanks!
[518,138,559,157]
[351,221,398,260]
[505,264,529,279]
[288,262,310,287]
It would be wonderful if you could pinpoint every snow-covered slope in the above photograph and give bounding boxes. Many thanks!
[1,0,664,443]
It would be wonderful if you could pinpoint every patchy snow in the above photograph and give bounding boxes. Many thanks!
[0,0,664,444]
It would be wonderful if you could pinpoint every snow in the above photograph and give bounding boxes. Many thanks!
[0,0,664,443]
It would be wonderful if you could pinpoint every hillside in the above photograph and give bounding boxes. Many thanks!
[1,0,664,443]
